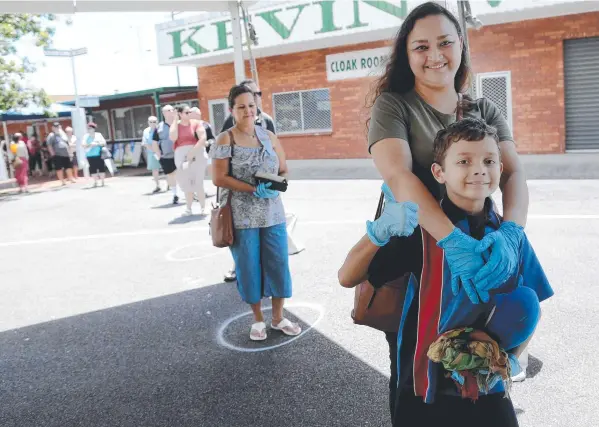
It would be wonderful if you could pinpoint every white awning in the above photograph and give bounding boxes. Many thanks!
[0,1,257,13]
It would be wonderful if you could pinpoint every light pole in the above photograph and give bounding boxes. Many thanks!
[44,47,87,108]
[44,47,89,176]
[456,1,483,95]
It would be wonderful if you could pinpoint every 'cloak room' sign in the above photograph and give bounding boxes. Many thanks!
[326,47,390,81]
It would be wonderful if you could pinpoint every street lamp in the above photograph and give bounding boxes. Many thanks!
[43,47,87,109]
[44,47,90,177]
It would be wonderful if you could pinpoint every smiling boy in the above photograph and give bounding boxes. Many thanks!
[372,118,555,424]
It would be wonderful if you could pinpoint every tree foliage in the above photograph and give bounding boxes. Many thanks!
[0,14,56,112]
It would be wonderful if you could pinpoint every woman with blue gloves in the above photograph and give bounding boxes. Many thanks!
[368,1,528,302]
[212,84,300,341]
[362,1,532,423]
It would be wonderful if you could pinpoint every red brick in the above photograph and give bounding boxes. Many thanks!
[194,11,599,159]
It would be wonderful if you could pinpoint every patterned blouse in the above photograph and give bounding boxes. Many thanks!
[210,126,286,230]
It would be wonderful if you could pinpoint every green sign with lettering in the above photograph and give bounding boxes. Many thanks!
[157,0,505,64]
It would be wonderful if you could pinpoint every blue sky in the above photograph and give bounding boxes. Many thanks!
[19,12,200,97]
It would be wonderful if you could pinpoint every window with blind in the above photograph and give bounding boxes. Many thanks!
[209,99,228,133]
[474,72,513,130]
[111,105,153,140]
[273,88,332,135]
[90,110,110,139]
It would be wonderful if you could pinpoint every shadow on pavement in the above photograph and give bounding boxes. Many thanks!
[526,354,544,379]
[168,214,208,225]
[0,194,18,202]
[151,202,180,209]
[0,283,390,427]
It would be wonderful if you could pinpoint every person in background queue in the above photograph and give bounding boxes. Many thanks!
[47,122,76,186]
[153,105,179,204]
[169,103,208,216]
[221,79,275,283]
[190,106,216,198]
[65,127,79,181]
[83,122,107,188]
[212,83,300,340]
[143,116,162,193]
[26,134,42,177]
[11,133,29,193]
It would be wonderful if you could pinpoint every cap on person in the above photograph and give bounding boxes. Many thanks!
[52,122,60,127]
[87,122,97,129]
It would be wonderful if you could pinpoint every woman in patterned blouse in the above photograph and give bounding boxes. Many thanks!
[211,84,301,341]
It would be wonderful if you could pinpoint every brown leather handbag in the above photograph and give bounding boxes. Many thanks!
[209,132,236,248]
[351,192,408,332]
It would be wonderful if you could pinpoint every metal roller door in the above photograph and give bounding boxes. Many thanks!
[564,37,599,151]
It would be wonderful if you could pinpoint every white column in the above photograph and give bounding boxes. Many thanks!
[70,52,80,110]
[228,1,246,84]
[69,51,89,177]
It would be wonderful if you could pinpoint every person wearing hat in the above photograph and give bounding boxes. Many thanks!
[47,122,75,185]
[142,116,162,193]
[83,122,107,187]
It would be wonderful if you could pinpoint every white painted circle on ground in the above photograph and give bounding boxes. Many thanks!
[216,302,325,353]
[165,242,226,262]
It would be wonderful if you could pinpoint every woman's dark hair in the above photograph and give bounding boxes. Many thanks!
[228,84,255,109]
[176,104,190,114]
[370,2,472,102]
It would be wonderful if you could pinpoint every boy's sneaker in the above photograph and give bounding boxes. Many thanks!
[173,195,179,205]
[181,208,192,217]
[511,371,526,382]
[224,269,236,282]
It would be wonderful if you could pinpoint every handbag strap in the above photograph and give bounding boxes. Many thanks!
[374,191,385,220]
[373,92,464,221]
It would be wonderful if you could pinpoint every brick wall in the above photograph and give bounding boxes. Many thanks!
[469,11,599,154]
[198,40,391,160]
[197,11,599,159]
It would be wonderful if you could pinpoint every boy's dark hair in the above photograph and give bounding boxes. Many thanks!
[228,84,255,109]
[433,118,500,166]
[239,79,255,87]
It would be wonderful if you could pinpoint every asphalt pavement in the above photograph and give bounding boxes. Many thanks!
[1,176,598,427]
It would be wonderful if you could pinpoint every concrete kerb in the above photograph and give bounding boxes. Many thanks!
[287,153,599,180]
[2,153,597,194]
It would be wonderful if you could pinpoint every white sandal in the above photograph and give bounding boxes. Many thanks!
[271,318,302,336]
[250,321,267,341]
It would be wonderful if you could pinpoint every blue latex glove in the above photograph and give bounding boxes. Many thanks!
[253,182,279,199]
[437,228,486,304]
[366,184,419,246]
[381,182,396,203]
[473,221,524,292]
